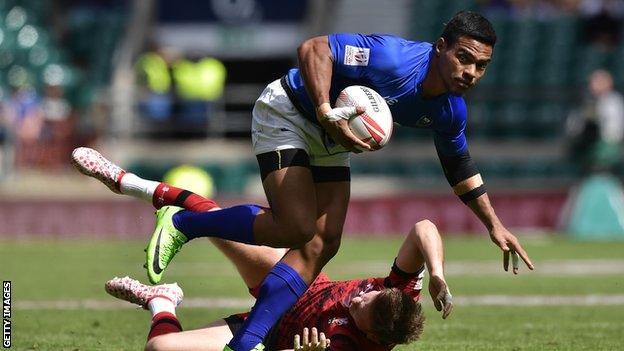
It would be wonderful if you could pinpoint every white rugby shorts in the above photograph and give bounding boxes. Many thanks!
[251,79,350,168]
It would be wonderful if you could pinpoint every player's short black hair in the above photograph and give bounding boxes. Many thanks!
[441,11,497,47]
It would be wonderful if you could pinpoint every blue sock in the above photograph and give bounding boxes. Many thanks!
[172,204,262,244]
[227,262,308,351]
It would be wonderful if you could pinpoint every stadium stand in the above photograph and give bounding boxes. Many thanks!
[1,0,623,197]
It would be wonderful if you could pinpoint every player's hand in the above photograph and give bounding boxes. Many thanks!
[489,225,534,274]
[317,103,372,153]
[428,275,453,319]
[294,327,330,351]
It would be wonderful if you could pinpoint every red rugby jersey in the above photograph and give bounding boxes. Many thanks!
[268,263,424,350]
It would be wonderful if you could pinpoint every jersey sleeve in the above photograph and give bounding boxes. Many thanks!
[433,97,469,157]
[383,260,424,300]
[328,33,401,81]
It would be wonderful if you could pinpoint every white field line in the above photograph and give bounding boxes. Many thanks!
[14,298,255,310]
[455,294,624,306]
[14,294,624,310]
[330,259,624,276]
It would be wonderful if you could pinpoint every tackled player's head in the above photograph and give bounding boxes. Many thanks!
[434,11,496,95]
[349,288,424,345]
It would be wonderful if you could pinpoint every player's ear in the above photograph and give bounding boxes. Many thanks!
[434,38,446,56]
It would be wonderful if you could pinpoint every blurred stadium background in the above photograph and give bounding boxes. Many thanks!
[1,0,624,350]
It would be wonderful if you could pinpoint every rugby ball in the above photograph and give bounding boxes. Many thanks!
[335,85,393,150]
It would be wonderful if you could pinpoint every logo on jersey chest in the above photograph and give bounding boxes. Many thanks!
[416,115,432,127]
[344,45,370,66]
[328,317,349,326]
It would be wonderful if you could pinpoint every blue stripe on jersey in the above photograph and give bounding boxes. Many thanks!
[286,33,469,156]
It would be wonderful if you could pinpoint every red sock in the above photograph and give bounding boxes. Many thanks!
[152,183,219,212]
[147,312,183,341]
[115,171,127,192]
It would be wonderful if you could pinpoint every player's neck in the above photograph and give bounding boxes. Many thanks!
[421,60,447,99]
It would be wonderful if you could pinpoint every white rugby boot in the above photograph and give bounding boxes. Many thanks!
[71,147,126,194]
[104,276,183,309]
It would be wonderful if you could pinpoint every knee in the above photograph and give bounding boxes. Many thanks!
[301,228,342,262]
[281,217,317,247]
[319,231,342,259]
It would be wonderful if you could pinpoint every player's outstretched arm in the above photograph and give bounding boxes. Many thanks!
[455,176,534,274]
[395,220,453,319]
[297,36,370,152]
[435,140,535,274]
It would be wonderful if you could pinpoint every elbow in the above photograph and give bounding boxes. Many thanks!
[297,36,329,62]
[297,39,311,61]
[297,39,313,58]
[412,220,438,240]
[297,38,316,62]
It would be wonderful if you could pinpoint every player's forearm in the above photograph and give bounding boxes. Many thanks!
[438,150,487,205]
[439,152,499,230]
[413,221,445,276]
[297,36,334,115]
[465,192,503,231]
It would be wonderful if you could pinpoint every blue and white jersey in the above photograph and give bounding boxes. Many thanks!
[285,33,468,157]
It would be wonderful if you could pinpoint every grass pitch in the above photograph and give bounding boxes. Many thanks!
[2,235,624,350]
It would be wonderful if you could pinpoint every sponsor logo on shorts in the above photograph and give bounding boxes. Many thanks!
[416,115,432,127]
[344,45,370,66]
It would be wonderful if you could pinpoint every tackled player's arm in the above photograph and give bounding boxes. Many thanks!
[435,133,534,273]
[297,36,370,152]
[395,220,453,318]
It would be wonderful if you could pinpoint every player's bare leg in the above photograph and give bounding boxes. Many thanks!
[146,164,318,284]
[73,146,319,248]
[280,180,350,281]
[250,165,318,247]
[211,240,286,289]
[226,175,350,351]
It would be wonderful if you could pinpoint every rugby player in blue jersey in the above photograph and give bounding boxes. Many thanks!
[74,10,533,351]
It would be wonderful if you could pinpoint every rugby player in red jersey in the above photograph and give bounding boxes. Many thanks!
[106,216,450,351]
[82,152,452,350]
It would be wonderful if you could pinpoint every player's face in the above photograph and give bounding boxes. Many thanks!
[436,36,492,95]
[349,290,381,339]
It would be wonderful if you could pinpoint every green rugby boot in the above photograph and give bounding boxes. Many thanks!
[146,206,188,284]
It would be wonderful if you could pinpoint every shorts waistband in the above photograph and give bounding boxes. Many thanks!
[279,75,320,126]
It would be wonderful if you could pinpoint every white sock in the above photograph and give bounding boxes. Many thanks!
[148,297,177,318]
[119,173,160,202]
